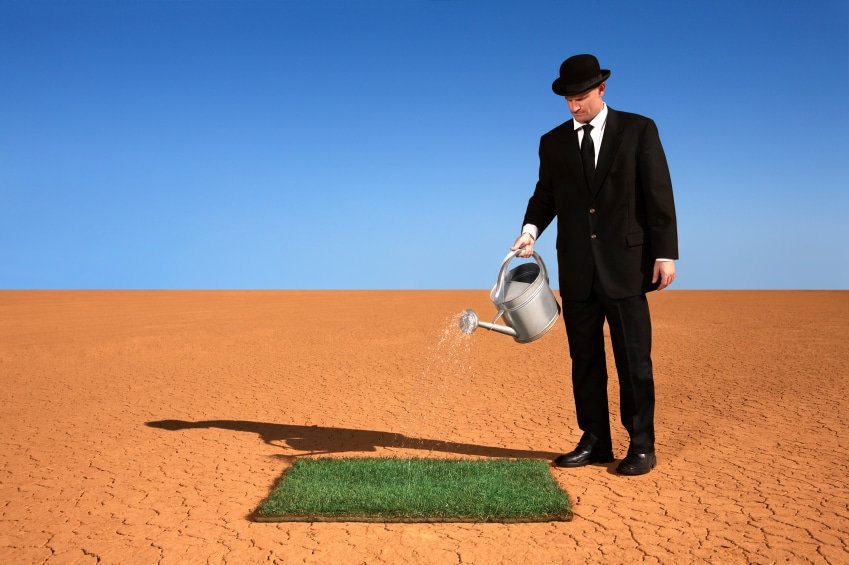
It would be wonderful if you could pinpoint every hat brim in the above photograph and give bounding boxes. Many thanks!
[552,70,610,96]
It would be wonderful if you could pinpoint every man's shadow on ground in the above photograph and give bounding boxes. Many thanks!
[146,419,560,461]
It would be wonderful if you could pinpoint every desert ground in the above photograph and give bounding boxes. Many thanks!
[1,290,847,564]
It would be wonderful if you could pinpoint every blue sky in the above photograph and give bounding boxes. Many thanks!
[2,0,847,290]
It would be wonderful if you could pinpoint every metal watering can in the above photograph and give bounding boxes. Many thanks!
[459,249,561,343]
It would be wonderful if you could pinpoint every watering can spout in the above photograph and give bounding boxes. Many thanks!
[476,319,518,337]
[458,309,518,338]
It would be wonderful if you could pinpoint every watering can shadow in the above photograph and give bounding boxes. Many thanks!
[459,249,561,343]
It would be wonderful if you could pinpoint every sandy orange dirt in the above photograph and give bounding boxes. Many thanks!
[1,290,847,564]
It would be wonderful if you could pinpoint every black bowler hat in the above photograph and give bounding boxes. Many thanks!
[552,54,611,96]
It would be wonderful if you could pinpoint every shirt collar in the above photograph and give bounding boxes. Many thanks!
[573,103,608,131]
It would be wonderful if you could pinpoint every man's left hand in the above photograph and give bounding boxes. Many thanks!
[652,260,676,290]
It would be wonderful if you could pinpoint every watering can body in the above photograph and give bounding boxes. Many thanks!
[461,250,561,343]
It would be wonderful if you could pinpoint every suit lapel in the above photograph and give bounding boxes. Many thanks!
[560,119,587,189]
[591,107,621,199]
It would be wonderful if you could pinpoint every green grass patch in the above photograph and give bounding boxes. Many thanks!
[254,457,572,523]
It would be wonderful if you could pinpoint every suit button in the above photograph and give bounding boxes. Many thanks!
[589,208,596,214]
[590,234,597,239]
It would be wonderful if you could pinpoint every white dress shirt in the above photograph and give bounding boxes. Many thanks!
[575,102,608,167]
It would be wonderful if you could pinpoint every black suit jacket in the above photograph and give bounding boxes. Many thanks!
[523,107,679,301]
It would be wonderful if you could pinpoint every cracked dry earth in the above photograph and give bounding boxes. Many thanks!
[1,290,847,564]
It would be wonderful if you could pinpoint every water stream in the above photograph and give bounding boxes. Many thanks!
[399,312,476,451]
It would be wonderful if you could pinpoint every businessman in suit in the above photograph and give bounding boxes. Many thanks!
[511,54,678,475]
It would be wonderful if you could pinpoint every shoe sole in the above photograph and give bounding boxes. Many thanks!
[553,453,615,468]
[616,458,657,475]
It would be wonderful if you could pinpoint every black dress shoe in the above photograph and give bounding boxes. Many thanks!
[616,451,657,475]
[553,443,615,468]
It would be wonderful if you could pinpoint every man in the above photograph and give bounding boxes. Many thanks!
[511,54,678,475]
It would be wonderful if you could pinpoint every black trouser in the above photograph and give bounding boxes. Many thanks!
[561,275,655,454]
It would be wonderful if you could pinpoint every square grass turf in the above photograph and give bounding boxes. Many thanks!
[254,457,572,523]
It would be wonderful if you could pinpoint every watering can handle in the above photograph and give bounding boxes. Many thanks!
[492,249,551,307]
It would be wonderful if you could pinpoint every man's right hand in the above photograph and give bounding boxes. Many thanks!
[511,233,535,258]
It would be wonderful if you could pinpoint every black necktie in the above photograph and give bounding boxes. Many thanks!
[580,124,595,186]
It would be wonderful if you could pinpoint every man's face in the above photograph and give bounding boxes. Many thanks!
[565,83,605,124]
